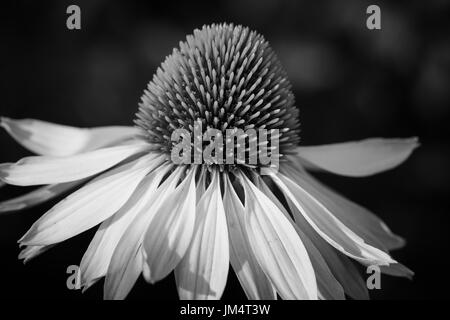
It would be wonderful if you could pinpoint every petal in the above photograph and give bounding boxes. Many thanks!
[332,253,369,300]
[284,162,405,250]
[270,171,396,266]
[142,166,197,283]
[1,117,139,156]
[79,164,171,291]
[286,203,369,300]
[175,170,229,300]
[18,244,55,264]
[223,174,276,300]
[296,138,419,177]
[0,180,85,214]
[104,166,182,300]
[196,167,207,204]
[0,142,149,186]
[0,180,84,214]
[254,176,344,300]
[380,263,414,279]
[240,173,317,300]
[19,154,160,246]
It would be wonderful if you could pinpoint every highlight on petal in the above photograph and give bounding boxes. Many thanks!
[0,142,149,186]
[0,117,139,156]
[296,137,419,177]
[270,170,396,266]
[239,172,317,300]
[142,166,197,283]
[19,154,160,246]
[175,170,229,300]
[254,176,344,300]
[223,174,276,300]
[104,166,182,300]
[284,162,405,251]
[0,180,85,214]
[80,163,172,291]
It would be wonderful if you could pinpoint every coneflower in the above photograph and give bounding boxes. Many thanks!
[0,23,418,300]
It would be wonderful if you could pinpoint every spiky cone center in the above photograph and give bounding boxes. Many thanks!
[135,23,301,171]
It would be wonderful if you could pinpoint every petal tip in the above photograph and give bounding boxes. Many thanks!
[0,116,11,129]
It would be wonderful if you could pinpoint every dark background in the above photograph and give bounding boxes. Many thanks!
[0,0,449,300]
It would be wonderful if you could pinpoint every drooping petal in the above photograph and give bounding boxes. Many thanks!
[284,162,405,250]
[142,166,197,283]
[19,154,159,246]
[0,180,85,214]
[286,203,369,300]
[287,161,405,251]
[0,117,139,156]
[332,253,369,300]
[79,162,170,290]
[380,263,414,279]
[270,170,396,266]
[223,174,276,300]
[254,176,344,300]
[175,170,229,300]
[0,142,149,186]
[296,138,419,177]
[104,166,182,300]
[240,173,317,300]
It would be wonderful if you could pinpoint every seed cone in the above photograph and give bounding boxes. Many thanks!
[135,23,300,168]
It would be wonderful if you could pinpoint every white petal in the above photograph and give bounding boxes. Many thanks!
[285,162,404,250]
[104,166,182,300]
[18,244,55,264]
[286,203,369,300]
[0,180,84,213]
[0,117,139,156]
[270,171,396,266]
[19,154,160,246]
[0,142,149,186]
[240,173,317,300]
[223,174,276,300]
[175,170,229,300]
[296,138,419,177]
[142,166,197,283]
[254,176,344,300]
[79,163,171,290]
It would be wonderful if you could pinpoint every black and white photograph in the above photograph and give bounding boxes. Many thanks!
[0,0,449,306]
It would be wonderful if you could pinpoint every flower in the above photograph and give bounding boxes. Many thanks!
[0,23,418,300]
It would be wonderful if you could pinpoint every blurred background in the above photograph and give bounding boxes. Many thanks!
[0,0,449,300]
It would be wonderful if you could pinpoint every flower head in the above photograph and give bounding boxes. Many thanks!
[0,23,418,300]
[136,23,300,169]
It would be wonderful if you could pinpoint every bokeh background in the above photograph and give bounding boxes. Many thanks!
[1,0,449,300]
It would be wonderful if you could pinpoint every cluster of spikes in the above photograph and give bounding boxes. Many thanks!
[135,23,301,170]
